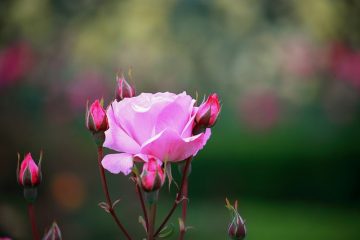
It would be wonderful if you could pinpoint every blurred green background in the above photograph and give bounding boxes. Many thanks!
[1,0,360,239]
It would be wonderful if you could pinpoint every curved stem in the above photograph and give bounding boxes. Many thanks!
[134,173,149,231]
[154,158,192,237]
[28,203,39,240]
[179,177,188,240]
[97,146,132,240]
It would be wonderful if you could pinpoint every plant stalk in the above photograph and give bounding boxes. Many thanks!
[97,146,132,240]
[28,203,40,240]
[154,157,192,237]
[147,203,157,240]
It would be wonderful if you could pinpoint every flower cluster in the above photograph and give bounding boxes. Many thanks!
[84,73,222,239]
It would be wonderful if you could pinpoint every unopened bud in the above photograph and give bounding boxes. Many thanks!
[115,75,135,101]
[85,99,109,133]
[140,158,165,193]
[17,153,42,188]
[226,198,246,240]
[195,93,220,131]
[43,222,62,240]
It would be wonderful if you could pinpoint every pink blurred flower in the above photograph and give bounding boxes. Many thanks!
[102,92,211,175]
[329,43,360,88]
[279,37,320,77]
[140,157,165,192]
[0,42,34,88]
[85,99,109,133]
[195,93,221,128]
[17,153,41,187]
[67,71,109,111]
[239,90,280,131]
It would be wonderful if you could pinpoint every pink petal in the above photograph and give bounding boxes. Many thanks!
[140,128,211,162]
[104,104,141,154]
[110,93,178,145]
[102,153,134,175]
[155,94,194,135]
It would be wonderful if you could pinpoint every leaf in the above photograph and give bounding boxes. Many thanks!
[138,216,147,233]
[112,198,121,209]
[98,202,110,213]
[165,162,178,191]
[159,224,174,238]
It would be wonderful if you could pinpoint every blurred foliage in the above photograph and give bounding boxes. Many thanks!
[1,0,360,239]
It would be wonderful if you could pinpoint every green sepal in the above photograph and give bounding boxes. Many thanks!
[93,132,105,147]
[144,190,159,205]
[24,187,38,203]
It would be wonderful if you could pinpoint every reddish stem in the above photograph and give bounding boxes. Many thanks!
[134,173,149,231]
[28,203,39,240]
[154,158,192,237]
[97,147,132,240]
[147,203,157,240]
[179,177,188,240]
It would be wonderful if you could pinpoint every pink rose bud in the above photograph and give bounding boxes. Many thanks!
[195,93,220,128]
[140,158,165,192]
[17,153,41,187]
[85,99,109,133]
[43,222,62,240]
[228,213,246,240]
[115,75,135,101]
[226,198,246,240]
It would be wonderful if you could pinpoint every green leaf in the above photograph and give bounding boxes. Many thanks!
[159,224,174,238]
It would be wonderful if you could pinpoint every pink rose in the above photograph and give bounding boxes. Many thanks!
[102,92,211,175]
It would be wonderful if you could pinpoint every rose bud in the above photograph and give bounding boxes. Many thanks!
[85,99,109,133]
[195,93,220,129]
[140,157,165,193]
[226,198,246,240]
[43,222,62,240]
[17,153,41,188]
[115,75,135,101]
[228,213,246,240]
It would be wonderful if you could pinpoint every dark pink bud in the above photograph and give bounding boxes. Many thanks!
[228,213,246,240]
[115,75,135,101]
[43,222,62,240]
[195,93,220,128]
[85,99,109,133]
[17,153,41,187]
[140,158,165,192]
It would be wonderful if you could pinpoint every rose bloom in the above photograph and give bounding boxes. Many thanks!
[102,92,211,175]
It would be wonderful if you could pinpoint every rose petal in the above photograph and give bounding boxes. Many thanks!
[102,153,134,175]
[111,92,178,145]
[155,94,194,135]
[104,104,141,154]
[140,128,211,162]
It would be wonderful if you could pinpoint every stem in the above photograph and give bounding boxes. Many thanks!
[147,203,157,240]
[179,177,188,240]
[97,146,132,240]
[134,173,149,231]
[154,158,192,237]
[28,203,39,240]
